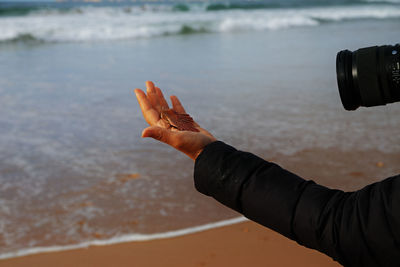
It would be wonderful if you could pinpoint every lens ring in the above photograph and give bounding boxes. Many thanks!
[336,50,361,110]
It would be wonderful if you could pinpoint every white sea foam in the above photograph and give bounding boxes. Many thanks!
[363,0,400,3]
[0,216,248,260]
[0,4,399,43]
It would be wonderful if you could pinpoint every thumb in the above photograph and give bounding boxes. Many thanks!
[142,126,173,144]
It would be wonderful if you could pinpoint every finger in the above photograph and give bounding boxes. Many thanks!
[134,88,160,125]
[146,81,161,112]
[142,126,178,146]
[170,95,186,113]
[155,87,169,110]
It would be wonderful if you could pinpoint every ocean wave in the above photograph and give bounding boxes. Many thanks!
[0,217,247,260]
[2,33,43,44]
[0,6,38,17]
[0,0,399,18]
[362,0,400,3]
[206,2,280,11]
[0,4,399,43]
[0,3,82,17]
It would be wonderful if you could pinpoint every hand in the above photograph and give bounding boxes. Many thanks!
[134,81,216,161]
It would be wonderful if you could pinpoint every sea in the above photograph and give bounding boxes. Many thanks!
[0,0,399,259]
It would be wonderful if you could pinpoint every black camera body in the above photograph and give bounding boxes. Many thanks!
[336,44,400,110]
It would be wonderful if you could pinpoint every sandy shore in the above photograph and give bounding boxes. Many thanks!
[0,220,341,267]
[1,149,397,267]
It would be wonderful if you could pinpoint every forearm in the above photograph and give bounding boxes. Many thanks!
[194,141,313,239]
[194,141,400,267]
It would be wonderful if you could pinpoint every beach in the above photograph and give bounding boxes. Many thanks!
[0,220,343,267]
[1,146,399,266]
[0,0,400,264]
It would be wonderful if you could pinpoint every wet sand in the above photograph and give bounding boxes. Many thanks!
[270,148,400,191]
[1,147,398,265]
[0,220,342,267]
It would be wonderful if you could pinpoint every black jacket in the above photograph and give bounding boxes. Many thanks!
[194,141,400,267]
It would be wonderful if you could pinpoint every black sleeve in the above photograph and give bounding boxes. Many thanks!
[194,141,400,267]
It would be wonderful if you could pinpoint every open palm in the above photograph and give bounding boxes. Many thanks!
[134,81,216,160]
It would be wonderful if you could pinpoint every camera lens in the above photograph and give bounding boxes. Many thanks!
[336,44,400,110]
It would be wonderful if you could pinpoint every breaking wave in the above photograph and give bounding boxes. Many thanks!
[0,3,399,44]
[362,0,400,3]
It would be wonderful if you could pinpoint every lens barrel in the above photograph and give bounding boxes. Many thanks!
[336,44,400,110]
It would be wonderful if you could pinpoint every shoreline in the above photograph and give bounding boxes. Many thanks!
[1,11,399,266]
[0,217,248,260]
[0,220,341,267]
[2,147,399,262]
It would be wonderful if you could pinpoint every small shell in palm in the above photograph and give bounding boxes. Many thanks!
[160,109,199,132]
